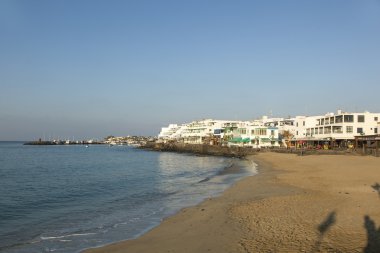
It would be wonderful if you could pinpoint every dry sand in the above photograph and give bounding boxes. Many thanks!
[85,152,380,253]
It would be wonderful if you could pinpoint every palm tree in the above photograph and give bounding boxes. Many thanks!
[281,130,294,148]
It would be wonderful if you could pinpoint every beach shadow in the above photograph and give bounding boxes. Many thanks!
[312,211,336,252]
[371,183,380,197]
[318,211,336,234]
[364,215,380,253]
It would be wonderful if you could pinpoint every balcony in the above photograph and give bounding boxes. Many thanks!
[332,126,343,134]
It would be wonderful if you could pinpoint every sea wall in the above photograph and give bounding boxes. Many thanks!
[140,142,258,158]
[140,142,368,157]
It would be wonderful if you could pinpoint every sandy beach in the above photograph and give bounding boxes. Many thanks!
[85,152,380,253]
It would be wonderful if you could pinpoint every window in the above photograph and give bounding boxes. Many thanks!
[375,128,378,134]
[303,121,305,126]
[271,130,275,136]
[375,117,378,121]
[358,115,365,123]
[333,126,342,133]
[321,119,325,125]
[335,115,343,123]
[251,130,255,135]
[214,129,222,135]
[344,115,354,122]
[255,129,266,135]
[319,127,323,134]
[325,118,329,124]
[357,128,363,134]
[314,128,319,135]
[346,126,353,133]
[330,117,334,124]
[317,119,320,125]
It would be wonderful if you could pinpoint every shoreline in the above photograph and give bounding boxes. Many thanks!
[83,153,297,253]
[84,152,380,253]
[83,154,260,253]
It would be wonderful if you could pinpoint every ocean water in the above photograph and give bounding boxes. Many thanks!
[0,142,257,253]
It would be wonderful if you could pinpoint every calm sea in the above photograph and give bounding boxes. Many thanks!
[0,142,256,253]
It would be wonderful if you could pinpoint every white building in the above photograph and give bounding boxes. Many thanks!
[180,119,231,144]
[228,122,280,148]
[158,119,281,148]
[158,119,238,144]
[292,110,380,147]
[261,116,297,146]
[157,110,380,148]
[158,124,182,140]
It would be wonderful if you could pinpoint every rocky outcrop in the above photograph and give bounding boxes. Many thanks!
[140,142,363,157]
[140,142,258,158]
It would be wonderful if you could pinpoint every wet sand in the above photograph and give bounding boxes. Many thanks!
[85,152,380,253]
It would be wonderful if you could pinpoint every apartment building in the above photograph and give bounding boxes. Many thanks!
[157,110,379,148]
[158,119,242,144]
[293,110,380,147]
[158,124,182,140]
[229,123,280,148]
[158,119,280,147]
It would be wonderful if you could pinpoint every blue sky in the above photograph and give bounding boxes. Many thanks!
[1,0,380,140]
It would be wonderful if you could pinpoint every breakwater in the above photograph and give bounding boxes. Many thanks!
[24,140,104,145]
